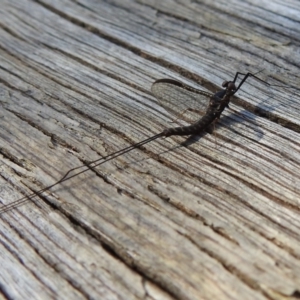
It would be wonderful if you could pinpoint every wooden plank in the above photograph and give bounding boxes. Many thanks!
[0,0,300,299]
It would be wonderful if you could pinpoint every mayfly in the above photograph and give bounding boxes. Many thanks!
[0,72,272,214]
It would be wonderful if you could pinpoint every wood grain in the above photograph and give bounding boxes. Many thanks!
[0,0,300,299]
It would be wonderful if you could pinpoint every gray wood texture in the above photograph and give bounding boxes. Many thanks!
[1,0,300,299]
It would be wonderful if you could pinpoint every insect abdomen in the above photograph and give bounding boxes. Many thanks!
[162,113,216,137]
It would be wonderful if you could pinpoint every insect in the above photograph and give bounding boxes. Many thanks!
[0,72,273,214]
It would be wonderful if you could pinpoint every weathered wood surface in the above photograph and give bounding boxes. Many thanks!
[1,0,300,299]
